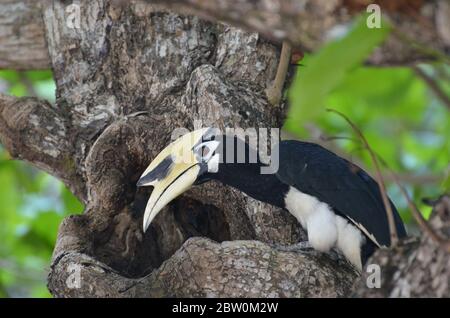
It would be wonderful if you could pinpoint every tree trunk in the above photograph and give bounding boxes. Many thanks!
[0,0,448,298]
[353,196,450,298]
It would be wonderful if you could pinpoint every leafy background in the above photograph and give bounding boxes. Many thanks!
[0,16,449,297]
[0,71,84,297]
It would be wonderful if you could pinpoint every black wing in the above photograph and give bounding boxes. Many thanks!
[275,140,406,247]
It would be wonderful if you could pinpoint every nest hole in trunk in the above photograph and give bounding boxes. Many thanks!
[94,187,233,279]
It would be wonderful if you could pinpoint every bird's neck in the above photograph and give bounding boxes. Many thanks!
[210,160,289,208]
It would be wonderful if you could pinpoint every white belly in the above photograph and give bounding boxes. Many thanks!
[284,186,364,270]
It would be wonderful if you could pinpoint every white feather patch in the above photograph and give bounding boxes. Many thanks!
[346,216,382,248]
[285,187,337,252]
[336,216,364,270]
[284,186,365,270]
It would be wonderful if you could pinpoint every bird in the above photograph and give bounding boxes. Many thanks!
[137,127,407,270]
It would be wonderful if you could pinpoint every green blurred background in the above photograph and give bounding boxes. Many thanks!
[0,16,448,297]
[0,71,84,297]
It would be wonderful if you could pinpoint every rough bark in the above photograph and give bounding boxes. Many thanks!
[49,238,358,297]
[353,196,450,298]
[2,0,450,70]
[135,0,450,65]
[0,0,361,297]
[0,93,84,198]
[0,0,50,70]
[1,0,448,298]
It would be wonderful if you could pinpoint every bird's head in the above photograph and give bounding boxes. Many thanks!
[137,128,221,232]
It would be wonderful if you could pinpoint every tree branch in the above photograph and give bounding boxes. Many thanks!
[327,109,399,245]
[4,0,445,298]
[388,171,450,252]
[39,0,327,298]
[353,196,450,297]
[0,0,50,70]
[145,0,450,65]
[48,237,358,297]
[302,125,442,186]
[2,0,450,70]
[413,65,450,111]
[0,93,85,199]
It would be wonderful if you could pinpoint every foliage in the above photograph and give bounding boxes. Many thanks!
[0,71,83,297]
[0,14,449,298]
[286,15,390,133]
[286,15,450,225]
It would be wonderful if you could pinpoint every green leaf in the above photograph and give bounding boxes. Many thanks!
[25,70,54,82]
[442,170,450,194]
[0,70,20,83]
[60,184,84,214]
[9,83,27,97]
[28,211,63,247]
[286,14,391,136]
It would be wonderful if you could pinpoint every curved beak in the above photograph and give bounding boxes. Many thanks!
[137,129,209,232]
[138,163,200,232]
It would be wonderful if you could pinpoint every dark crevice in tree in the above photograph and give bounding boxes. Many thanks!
[1,0,448,297]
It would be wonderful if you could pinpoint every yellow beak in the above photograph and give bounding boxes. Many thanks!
[140,164,200,232]
[137,129,209,232]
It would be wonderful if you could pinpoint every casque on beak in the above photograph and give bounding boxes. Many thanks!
[137,128,219,232]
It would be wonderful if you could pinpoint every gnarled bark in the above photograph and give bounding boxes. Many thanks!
[0,0,50,70]
[132,0,450,65]
[2,0,450,70]
[0,0,353,297]
[49,238,358,298]
[353,196,450,298]
[1,0,448,298]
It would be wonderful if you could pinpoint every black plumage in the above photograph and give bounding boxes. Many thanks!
[140,130,407,267]
[200,136,406,265]
[276,140,406,247]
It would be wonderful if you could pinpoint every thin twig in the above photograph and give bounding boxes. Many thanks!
[392,28,450,65]
[301,125,441,185]
[265,41,292,106]
[373,152,450,251]
[319,135,360,144]
[387,171,450,252]
[412,65,450,111]
[327,108,399,246]
[326,109,450,251]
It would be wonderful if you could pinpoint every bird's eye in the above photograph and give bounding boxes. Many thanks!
[194,140,220,162]
[202,146,210,157]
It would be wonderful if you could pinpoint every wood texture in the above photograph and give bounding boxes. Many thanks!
[2,0,450,70]
[1,0,448,298]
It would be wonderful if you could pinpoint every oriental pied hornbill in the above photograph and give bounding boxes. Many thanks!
[137,128,406,270]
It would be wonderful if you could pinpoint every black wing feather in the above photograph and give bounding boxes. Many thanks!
[276,140,406,247]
